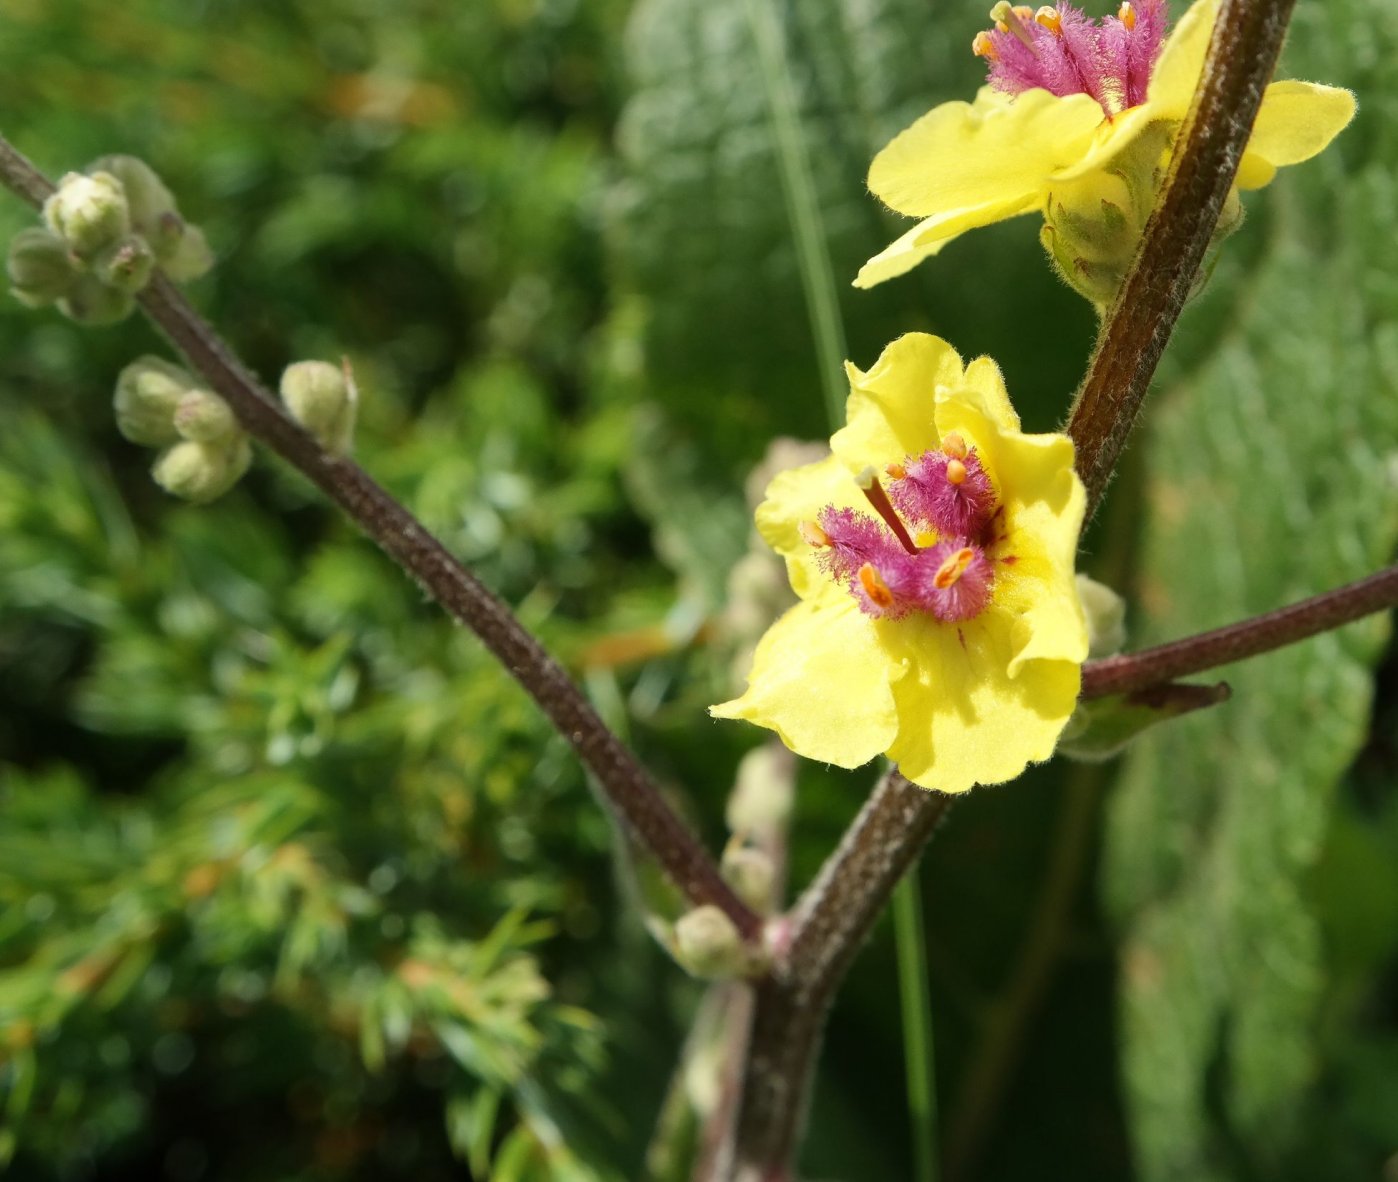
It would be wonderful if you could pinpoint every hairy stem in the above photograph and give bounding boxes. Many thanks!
[731,771,954,1178]
[1066,0,1297,515]
[0,138,762,941]
[1081,564,1398,700]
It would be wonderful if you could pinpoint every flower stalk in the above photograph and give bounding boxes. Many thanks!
[1081,564,1398,700]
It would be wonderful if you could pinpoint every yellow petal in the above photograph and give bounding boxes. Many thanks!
[711,598,902,769]
[867,87,1103,219]
[940,355,1021,436]
[1236,80,1356,190]
[832,334,964,471]
[933,389,1088,674]
[882,615,1081,792]
[754,454,863,600]
[854,200,1040,289]
[1141,0,1219,120]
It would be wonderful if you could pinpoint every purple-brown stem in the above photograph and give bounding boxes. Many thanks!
[1066,0,1298,516]
[730,771,954,1177]
[1082,564,1398,700]
[0,137,762,942]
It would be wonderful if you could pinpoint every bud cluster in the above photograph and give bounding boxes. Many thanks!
[8,156,213,325]
[115,356,251,503]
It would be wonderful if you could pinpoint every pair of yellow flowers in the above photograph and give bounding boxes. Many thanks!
[713,0,1354,793]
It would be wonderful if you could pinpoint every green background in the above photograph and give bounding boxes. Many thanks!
[0,1,1394,1179]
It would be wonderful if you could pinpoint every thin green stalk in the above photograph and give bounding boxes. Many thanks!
[894,871,939,1182]
[743,0,849,427]
[743,9,941,1170]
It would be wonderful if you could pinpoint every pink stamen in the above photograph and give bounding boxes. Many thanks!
[977,0,1169,116]
[887,445,999,543]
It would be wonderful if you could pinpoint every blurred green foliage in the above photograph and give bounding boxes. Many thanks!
[0,1,1395,1182]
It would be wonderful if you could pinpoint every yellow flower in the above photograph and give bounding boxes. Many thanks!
[855,0,1356,292]
[711,334,1088,792]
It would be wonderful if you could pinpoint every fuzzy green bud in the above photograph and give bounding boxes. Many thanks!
[720,846,776,914]
[93,233,156,295]
[43,171,130,259]
[279,359,357,455]
[88,155,214,280]
[7,227,77,308]
[672,906,748,980]
[1076,574,1127,659]
[114,356,199,446]
[725,744,795,836]
[56,272,135,326]
[173,389,238,443]
[152,436,252,504]
[90,155,176,237]
[160,223,214,282]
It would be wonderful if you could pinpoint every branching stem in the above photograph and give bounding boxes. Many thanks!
[0,137,763,942]
[1081,563,1398,700]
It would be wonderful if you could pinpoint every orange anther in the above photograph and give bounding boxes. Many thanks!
[946,458,968,486]
[799,520,832,547]
[933,547,975,590]
[942,432,968,460]
[1118,1,1136,28]
[971,30,999,59]
[1034,5,1062,34]
[885,461,908,480]
[858,563,896,608]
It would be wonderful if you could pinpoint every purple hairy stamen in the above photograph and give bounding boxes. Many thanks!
[975,1,1169,117]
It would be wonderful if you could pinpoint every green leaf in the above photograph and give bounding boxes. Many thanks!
[1101,8,1398,1177]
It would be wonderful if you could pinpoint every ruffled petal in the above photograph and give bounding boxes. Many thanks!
[754,454,862,600]
[938,355,1021,436]
[1236,80,1357,190]
[711,597,902,769]
[882,615,1081,792]
[867,87,1103,218]
[832,334,964,471]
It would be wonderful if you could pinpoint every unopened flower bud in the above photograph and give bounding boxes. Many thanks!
[93,233,155,294]
[725,744,795,835]
[160,223,214,282]
[87,155,213,280]
[672,905,747,980]
[115,356,199,446]
[152,437,252,504]
[90,155,175,237]
[7,227,77,308]
[56,272,135,326]
[721,846,776,914]
[173,389,237,443]
[279,359,357,455]
[43,171,130,259]
[1076,573,1127,659]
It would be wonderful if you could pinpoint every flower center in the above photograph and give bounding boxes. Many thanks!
[972,0,1168,115]
[803,438,1006,623]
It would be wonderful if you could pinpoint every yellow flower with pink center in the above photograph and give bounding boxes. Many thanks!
[712,334,1088,793]
[855,0,1355,302]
